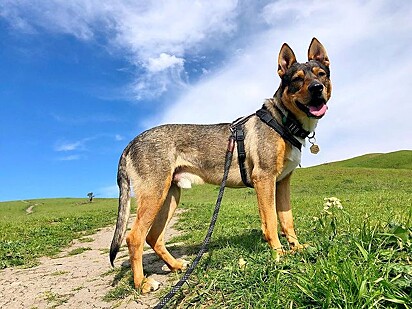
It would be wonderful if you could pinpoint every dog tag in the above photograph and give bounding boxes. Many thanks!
[310,144,320,154]
[308,134,320,155]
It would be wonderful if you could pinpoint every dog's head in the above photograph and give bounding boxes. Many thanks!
[277,38,332,120]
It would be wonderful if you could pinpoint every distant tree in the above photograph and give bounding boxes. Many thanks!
[87,192,95,202]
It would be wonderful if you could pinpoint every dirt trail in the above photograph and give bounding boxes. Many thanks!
[0,214,186,309]
[21,200,36,214]
[25,204,37,214]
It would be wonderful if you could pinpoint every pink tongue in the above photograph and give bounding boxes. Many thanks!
[309,104,328,117]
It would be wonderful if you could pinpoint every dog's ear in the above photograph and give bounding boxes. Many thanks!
[308,37,330,67]
[278,43,297,77]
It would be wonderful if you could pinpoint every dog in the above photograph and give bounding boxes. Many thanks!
[110,38,332,293]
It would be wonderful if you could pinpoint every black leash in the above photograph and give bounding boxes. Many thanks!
[153,135,236,309]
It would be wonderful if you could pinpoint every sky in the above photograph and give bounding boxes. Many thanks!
[1,0,411,201]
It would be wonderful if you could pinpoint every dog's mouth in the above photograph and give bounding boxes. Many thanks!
[296,100,328,119]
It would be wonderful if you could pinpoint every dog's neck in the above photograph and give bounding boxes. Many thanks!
[270,92,319,133]
[296,113,319,133]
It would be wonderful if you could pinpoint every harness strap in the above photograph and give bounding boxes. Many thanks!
[230,106,306,188]
[230,114,254,188]
[255,107,303,151]
[234,126,253,188]
[274,105,310,139]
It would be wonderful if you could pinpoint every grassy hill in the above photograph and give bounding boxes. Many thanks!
[168,160,412,308]
[1,150,411,307]
[0,198,117,268]
[321,150,412,170]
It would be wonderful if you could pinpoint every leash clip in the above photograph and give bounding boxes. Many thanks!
[227,135,235,152]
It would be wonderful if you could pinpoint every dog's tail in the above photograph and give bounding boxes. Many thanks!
[109,149,131,267]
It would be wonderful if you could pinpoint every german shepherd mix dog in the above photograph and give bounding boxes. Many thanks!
[110,38,332,293]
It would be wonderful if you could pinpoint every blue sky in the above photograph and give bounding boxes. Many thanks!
[1,0,411,201]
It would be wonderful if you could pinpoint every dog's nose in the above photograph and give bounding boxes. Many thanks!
[308,82,324,94]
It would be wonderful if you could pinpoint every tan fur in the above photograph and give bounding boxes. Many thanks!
[110,38,332,292]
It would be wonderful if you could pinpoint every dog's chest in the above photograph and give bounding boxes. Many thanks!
[277,147,301,182]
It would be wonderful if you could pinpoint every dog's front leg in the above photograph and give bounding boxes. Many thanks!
[276,174,304,251]
[253,174,283,254]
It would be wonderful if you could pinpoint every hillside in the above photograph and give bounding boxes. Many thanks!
[320,150,412,170]
[1,151,411,308]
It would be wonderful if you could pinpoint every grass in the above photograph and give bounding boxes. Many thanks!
[43,290,71,308]
[67,247,92,256]
[78,237,95,243]
[50,270,69,276]
[160,158,412,308]
[1,152,411,308]
[103,154,411,308]
[323,150,412,170]
[0,198,117,268]
[166,191,411,308]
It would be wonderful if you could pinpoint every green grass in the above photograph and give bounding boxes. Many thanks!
[166,181,411,308]
[67,247,92,256]
[160,155,412,308]
[323,150,412,170]
[78,237,95,243]
[0,198,117,268]
[1,152,411,308]
[43,290,71,308]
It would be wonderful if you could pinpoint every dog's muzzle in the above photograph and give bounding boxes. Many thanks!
[296,82,328,119]
[308,82,324,97]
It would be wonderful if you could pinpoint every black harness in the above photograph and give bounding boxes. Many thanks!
[231,114,254,188]
[256,105,310,150]
[231,105,311,188]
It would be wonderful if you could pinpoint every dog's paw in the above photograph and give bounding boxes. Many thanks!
[141,277,161,294]
[179,258,190,270]
[161,264,171,272]
[161,258,190,272]
[290,243,309,252]
[271,248,286,262]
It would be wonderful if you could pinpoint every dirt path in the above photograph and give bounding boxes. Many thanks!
[21,200,37,214]
[0,214,186,308]
[25,204,36,214]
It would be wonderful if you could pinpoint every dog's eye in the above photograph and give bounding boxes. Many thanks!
[318,71,326,77]
[292,76,304,83]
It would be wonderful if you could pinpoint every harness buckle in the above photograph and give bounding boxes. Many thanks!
[234,127,246,159]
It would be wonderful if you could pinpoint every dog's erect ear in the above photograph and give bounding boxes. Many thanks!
[308,37,330,67]
[278,43,297,77]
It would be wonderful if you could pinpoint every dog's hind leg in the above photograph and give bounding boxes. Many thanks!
[146,183,188,272]
[126,178,172,293]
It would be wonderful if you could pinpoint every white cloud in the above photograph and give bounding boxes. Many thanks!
[114,134,124,141]
[57,154,81,161]
[1,0,239,99]
[54,136,96,152]
[0,0,99,39]
[152,0,412,166]
[150,48,275,126]
[146,53,184,73]
[3,1,412,166]
[55,140,84,152]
